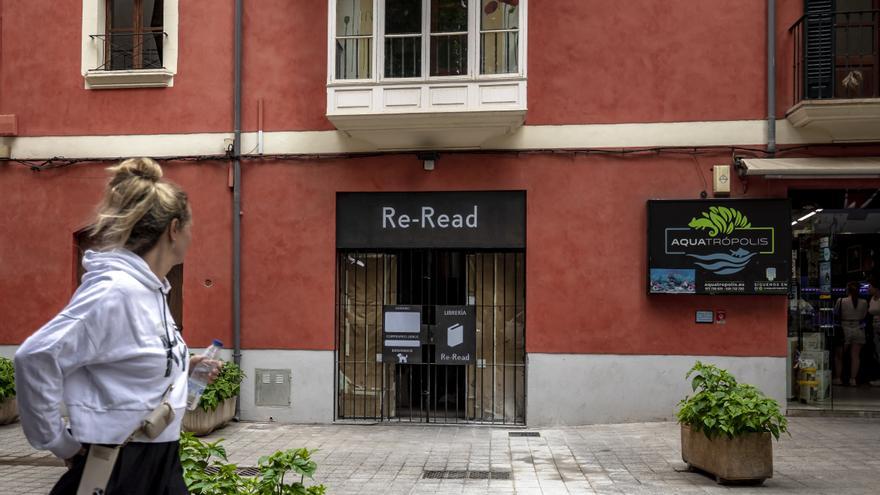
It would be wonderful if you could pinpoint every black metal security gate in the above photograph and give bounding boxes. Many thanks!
[335,249,526,424]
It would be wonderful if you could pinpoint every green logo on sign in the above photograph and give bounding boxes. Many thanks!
[687,206,752,237]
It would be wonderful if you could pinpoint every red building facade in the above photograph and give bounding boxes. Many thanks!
[1,0,878,424]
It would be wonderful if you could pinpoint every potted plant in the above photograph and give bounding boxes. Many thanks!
[183,361,244,436]
[676,361,788,484]
[0,357,18,425]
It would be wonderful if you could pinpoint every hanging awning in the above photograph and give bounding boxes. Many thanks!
[738,157,880,178]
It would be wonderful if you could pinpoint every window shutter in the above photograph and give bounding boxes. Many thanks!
[804,0,834,99]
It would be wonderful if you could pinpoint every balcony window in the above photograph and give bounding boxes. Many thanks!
[327,0,527,149]
[792,0,880,101]
[787,0,880,140]
[480,0,519,75]
[431,0,468,76]
[336,0,373,79]
[385,0,422,78]
[97,0,166,71]
[331,0,523,82]
[81,0,178,89]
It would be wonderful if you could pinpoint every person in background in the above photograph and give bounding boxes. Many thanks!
[869,278,880,387]
[834,281,868,386]
[14,158,218,494]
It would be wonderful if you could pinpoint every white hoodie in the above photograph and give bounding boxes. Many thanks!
[14,249,189,459]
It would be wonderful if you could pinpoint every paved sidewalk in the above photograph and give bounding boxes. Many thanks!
[0,417,878,494]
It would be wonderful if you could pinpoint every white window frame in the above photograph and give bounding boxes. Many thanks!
[327,0,527,85]
[81,0,179,89]
[332,0,377,83]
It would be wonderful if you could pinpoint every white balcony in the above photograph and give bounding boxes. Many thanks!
[327,79,526,150]
[786,99,880,142]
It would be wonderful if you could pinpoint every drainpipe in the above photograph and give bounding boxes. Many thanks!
[767,0,777,155]
[232,0,243,418]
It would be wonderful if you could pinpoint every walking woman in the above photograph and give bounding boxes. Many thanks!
[834,281,868,386]
[14,158,214,494]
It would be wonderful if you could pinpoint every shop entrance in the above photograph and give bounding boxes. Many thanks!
[335,249,526,424]
[789,189,880,412]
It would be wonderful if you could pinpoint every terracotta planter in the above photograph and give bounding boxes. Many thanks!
[182,397,236,436]
[680,424,772,484]
[0,397,18,425]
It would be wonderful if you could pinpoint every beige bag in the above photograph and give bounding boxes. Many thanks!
[141,402,175,440]
[76,445,120,495]
[76,386,175,495]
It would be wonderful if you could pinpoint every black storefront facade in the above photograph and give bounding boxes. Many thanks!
[334,191,527,424]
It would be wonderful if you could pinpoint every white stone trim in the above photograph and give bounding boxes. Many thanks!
[238,350,334,423]
[526,353,786,426]
[84,69,175,89]
[10,132,233,159]
[6,119,846,159]
[0,345,787,426]
[81,0,179,89]
[0,346,16,360]
[1,345,335,423]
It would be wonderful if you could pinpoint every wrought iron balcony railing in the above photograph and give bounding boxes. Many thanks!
[790,10,880,104]
[89,32,167,71]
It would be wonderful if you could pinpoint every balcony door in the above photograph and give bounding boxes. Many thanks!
[834,0,880,98]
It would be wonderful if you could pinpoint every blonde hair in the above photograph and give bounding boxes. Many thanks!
[90,158,190,254]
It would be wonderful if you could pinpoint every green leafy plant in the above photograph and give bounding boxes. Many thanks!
[180,432,250,495]
[0,357,15,401]
[179,432,326,495]
[198,361,245,412]
[688,206,752,237]
[251,449,325,495]
[676,361,788,440]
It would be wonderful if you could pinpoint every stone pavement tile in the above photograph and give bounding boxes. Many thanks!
[516,489,547,495]
[1,418,879,494]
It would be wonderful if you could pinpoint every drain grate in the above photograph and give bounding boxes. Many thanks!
[508,431,540,437]
[205,466,260,477]
[423,470,511,480]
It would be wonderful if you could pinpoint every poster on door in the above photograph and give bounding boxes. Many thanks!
[435,305,476,364]
[382,305,423,364]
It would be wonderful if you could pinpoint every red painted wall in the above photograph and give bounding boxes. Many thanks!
[6,153,880,355]
[1,0,775,137]
[0,161,232,348]
[240,0,334,133]
[239,152,791,357]
[527,0,768,124]
[0,2,233,136]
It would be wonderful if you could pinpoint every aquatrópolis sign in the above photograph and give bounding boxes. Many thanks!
[647,199,791,295]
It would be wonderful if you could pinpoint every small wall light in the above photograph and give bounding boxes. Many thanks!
[417,151,438,171]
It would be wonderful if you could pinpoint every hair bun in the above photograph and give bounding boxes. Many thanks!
[110,157,163,184]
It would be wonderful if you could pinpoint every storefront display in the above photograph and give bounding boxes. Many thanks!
[788,192,880,411]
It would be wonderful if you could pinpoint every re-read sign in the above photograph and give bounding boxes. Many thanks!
[382,206,478,229]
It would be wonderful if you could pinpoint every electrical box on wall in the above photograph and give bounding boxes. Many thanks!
[713,165,731,196]
[255,368,291,407]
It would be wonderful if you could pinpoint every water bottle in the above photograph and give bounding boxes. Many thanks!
[186,339,223,410]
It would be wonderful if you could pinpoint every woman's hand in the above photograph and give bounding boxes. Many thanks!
[189,356,222,384]
[64,447,87,469]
